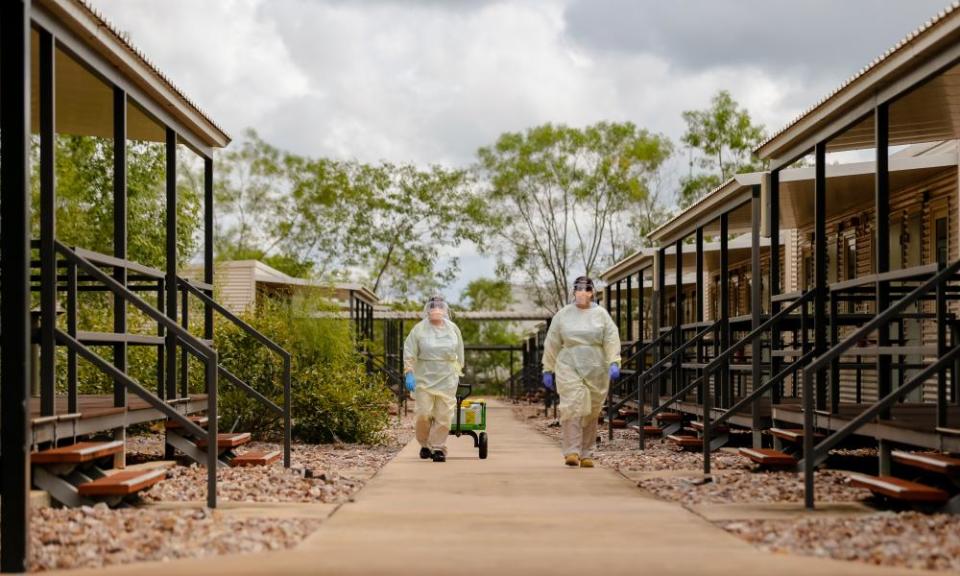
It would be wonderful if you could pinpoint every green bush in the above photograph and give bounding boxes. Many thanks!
[215,295,392,444]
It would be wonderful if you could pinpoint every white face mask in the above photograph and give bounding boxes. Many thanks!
[574,290,593,307]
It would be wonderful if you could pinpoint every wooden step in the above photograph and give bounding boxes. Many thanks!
[739,447,797,468]
[165,416,209,430]
[892,450,960,476]
[628,425,662,436]
[689,421,729,434]
[849,474,950,503]
[618,409,639,419]
[230,449,282,467]
[610,418,627,429]
[77,469,167,497]
[32,440,124,465]
[768,427,824,444]
[666,434,701,449]
[654,412,683,423]
[195,432,252,449]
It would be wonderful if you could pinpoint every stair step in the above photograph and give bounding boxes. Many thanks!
[618,409,639,419]
[77,469,167,497]
[32,440,124,465]
[610,418,627,429]
[666,434,701,449]
[653,412,683,423]
[196,432,252,449]
[768,427,824,444]
[165,416,209,430]
[849,474,950,503]
[689,421,729,434]
[628,425,663,436]
[230,449,282,467]
[739,447,797,468]
[892,450,960,475]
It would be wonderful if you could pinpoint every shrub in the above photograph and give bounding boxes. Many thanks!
[215,294,392,444]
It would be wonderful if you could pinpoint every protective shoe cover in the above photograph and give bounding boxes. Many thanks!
[404,317,465,452]
[542,303,620,425]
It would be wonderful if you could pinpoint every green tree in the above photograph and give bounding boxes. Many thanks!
[476,122,672,311]
[341,162,485,301]
[680,90,766,207]
[456,278,520,394]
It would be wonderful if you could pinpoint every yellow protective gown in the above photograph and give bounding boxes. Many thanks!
[403,318,465,451]
[542,303,621,455]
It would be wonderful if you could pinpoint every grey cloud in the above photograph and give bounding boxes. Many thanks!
[564,0,953,79]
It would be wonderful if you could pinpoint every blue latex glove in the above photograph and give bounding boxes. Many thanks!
[609,364,620,381]
[404,372,415,392]
[542,372,555,391]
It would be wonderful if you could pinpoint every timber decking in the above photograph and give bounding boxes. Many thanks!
[892,450,960,475]
[77,469,167,497]
[849,475,950,503]
[29,394,208,421]
[31,440,124,464]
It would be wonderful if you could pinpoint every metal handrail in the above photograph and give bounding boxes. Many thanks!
[177,276,292,468]
[640,288,813,413]
[636,323,717,387]
[712,349,815,427]
[801,260,960,380]
[799,345,960,470]
[801,259,960,509]
[54,242,219,508]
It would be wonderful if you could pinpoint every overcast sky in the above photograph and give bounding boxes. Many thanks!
[92,0,953,299]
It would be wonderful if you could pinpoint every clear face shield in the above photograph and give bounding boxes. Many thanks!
[424,297,449,321]
[572,279,595,307]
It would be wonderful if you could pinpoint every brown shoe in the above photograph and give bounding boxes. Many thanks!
[580,458,594,468]
[564,453,580,467]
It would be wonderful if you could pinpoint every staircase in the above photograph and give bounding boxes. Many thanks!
[28,241,293,509]
[797,259,960,510]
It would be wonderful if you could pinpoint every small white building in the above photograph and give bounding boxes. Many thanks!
[183,260,378,315]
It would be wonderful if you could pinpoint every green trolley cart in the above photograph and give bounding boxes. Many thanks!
[449,383,488,459]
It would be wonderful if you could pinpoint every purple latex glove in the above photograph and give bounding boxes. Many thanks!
[609,363,620,381]
[542,372,555,391]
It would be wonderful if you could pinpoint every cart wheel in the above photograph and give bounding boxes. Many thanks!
[478,432,488,459]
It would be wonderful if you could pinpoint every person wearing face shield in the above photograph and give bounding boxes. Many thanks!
[403,295,465,462]
[541,276,621,467]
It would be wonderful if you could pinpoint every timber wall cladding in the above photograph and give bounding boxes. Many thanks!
[789,169,958,404]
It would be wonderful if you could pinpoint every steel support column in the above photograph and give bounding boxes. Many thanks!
[39,28,57,417]
[165,128,178,400]
[626,274,634,343]
[875,103,892,474]
[113,87,128,408]
[1,0,33,570]
[719,214,730,408]
[696,228,704,403]
[750,185,763,447]
[674,238,684,396]
[616,280,623,340]
[204,157,214,345]
[768,170,782,404]
[814,142,828,412]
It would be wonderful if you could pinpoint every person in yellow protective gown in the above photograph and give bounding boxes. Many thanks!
[541,276,621,468]
[403,295,465,463]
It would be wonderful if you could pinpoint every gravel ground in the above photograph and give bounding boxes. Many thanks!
[638,468,871,504]
[515,404,872,504]
[30,505,322,572]
[28,413,415,572]
[722,513,960,572]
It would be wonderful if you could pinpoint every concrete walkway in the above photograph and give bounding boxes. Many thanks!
[63,400,941,576]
